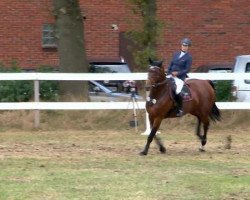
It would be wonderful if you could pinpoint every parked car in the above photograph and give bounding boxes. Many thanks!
[194,63,233,73]
[88,80,143,102]
[231,55,250,102]
[89,61,137,93]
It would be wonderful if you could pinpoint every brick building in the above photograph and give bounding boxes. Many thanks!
[0,0,249,71]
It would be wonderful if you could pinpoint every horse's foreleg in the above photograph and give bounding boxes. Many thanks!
[154,135,166,154]
[139,127,158,156]
[140,118,162,156]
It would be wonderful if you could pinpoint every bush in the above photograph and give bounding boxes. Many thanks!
[0,63,33,102]
[214,80,235,102]
[0,62,59,102]
[37,66,59,101]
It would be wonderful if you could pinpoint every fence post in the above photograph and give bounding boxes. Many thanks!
[34,80,40,128]
[141,90,151,135]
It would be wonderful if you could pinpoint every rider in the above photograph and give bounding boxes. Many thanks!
[166,38,192,117]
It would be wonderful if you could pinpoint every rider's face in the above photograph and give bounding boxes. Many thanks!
[181,44,189,52]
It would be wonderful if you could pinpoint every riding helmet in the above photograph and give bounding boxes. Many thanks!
[181,38,192,46]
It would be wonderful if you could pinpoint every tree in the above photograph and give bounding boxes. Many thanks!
[126,0,163,71]
[53,0,88,101]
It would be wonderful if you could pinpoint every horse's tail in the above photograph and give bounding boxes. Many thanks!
[210,103,221,122]
[208,80,215,89]
[208,80,221,122]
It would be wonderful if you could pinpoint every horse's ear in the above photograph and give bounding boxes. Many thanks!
[159,60,163,67]
[148,58,153,65]
[156,60,163,68]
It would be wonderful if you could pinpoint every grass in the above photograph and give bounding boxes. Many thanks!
[0,110,249,132]
[0,128,249,200]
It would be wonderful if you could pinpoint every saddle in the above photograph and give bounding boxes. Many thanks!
[180,84,192,102]
[168,78,192,102]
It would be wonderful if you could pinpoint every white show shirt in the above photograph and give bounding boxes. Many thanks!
[179,51,186,58]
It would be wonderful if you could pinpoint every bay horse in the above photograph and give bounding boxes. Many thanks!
[140,59,221,155]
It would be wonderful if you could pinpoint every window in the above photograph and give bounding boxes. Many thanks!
[244,62,250,84]
[42,24,57,48]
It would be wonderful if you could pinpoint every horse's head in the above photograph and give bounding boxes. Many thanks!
[147,58,166,86]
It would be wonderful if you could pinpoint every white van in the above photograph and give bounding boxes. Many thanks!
[232,55,250,102]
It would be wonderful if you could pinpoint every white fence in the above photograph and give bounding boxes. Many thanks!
[0,72,249,128]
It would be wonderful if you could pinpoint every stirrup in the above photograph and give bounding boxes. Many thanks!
[176,110,183,117]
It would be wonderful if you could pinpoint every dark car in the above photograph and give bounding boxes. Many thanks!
[194,63,233,73]
[89,61,135,93]
[88,80,143,102]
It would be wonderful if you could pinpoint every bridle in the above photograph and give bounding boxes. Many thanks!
[146,79,168,89]
[146,66,169,89]
[145,65,173,105]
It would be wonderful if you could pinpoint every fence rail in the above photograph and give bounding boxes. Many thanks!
[0,102,250,110]
[0,72,249,80]
[0,72,249,128]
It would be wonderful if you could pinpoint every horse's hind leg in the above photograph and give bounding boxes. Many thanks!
[199,117,210,152]
[196,117,209,151]
[200,120,209,151]
[196,117,203,141]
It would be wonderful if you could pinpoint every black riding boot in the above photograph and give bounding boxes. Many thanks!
[175,94,183,117]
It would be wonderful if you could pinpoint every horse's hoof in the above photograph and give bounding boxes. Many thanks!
[199,147,206,152]
[139,151,147,156]
[160,147,166,154]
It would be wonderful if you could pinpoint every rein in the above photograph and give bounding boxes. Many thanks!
[145,79,168,89]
